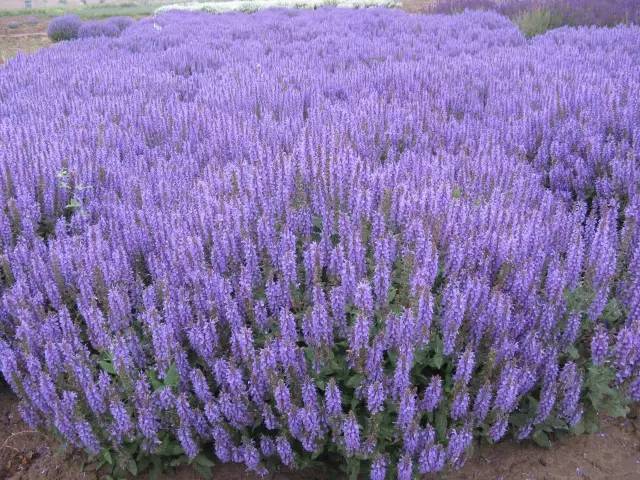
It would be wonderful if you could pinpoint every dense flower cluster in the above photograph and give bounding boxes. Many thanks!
[428,0,640,26]
[1,8,639,478]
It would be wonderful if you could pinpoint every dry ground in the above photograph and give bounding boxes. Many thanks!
[0,15,49,62]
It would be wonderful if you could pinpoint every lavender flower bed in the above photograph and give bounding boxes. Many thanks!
[1,8,639,479]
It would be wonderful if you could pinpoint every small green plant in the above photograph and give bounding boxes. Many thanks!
[56,168,90,218]
[517,8,564,38]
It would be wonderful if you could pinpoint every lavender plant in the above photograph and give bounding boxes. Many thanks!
[46,14,81,42]
[1,8,639,479]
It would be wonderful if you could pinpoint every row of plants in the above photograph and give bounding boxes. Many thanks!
[47,14,134,42]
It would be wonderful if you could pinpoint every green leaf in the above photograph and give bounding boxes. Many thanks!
[102,449,113,465]
[304,346,316,366]
[169,455,189,467]
[164,363,179,388]
[427,335,445,371]
[193,454,216,468]
[509,413,529,429]
[126,459,138,476]
[346,458,361,480]
[157,439,185,457]
[147,369,163,391]
[65,197,82,210]
[435,407,447,442]
[565,284,595,313]
[193,463,213,480]
[345,374,364,389]
[538,414,567,433]
[98,360,116,375]
[149,457,163,480]
[579,406,600,434]
[570,420,585,436]
[600,298,623,326]
[389,302,404,314]
[430,352,444,369]
[387,287,397,304]
[606,401,629,418]
[137,455,151,473]
[124,441,139,455]
[532,430,551,449]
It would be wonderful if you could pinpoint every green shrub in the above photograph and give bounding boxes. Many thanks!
[517,8,564,37]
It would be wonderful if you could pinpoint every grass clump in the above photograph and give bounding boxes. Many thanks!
[517,8,563,38]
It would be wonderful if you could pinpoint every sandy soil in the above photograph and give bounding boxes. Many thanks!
[401,0,433,13]
[0,15,49,62]
[1,385,639,480]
